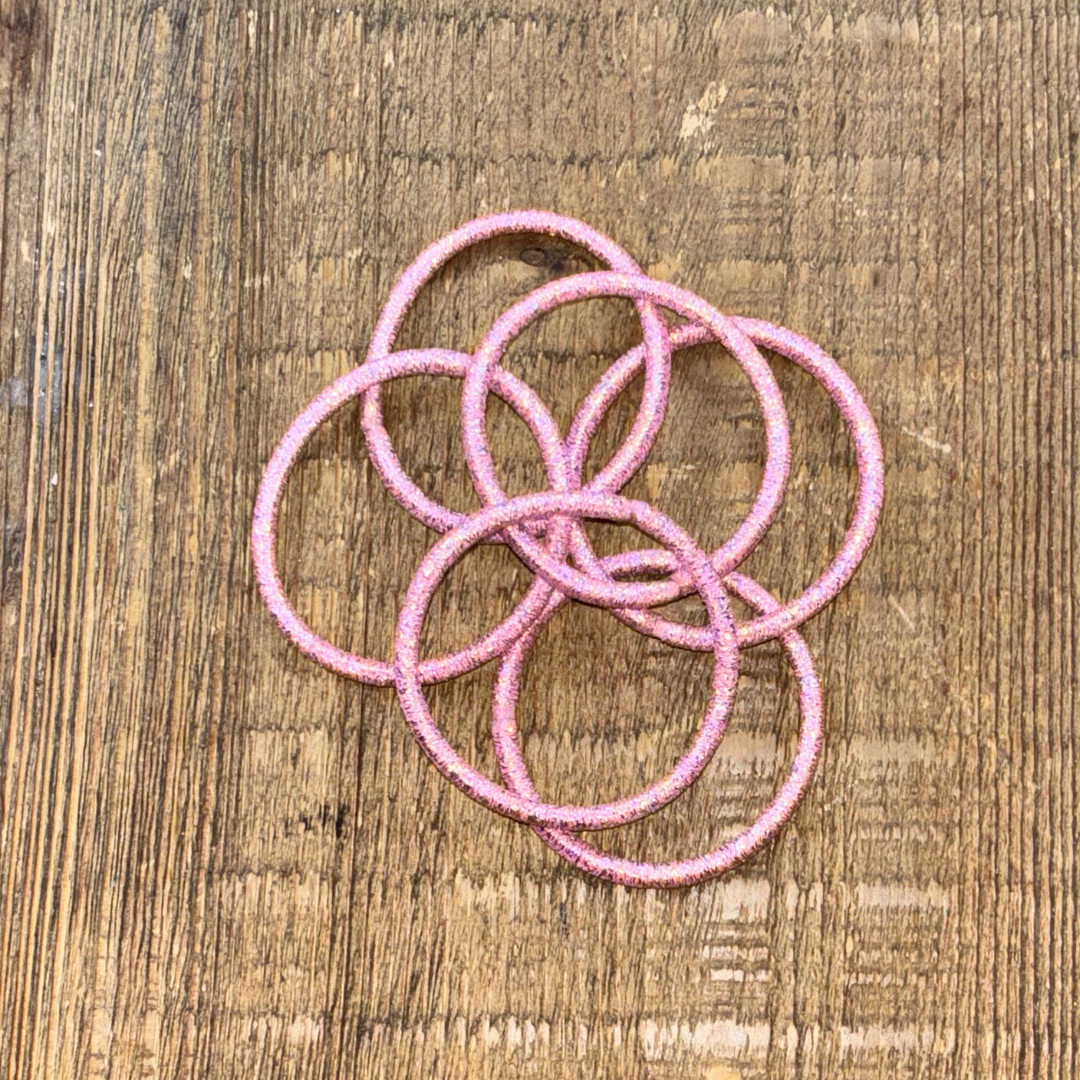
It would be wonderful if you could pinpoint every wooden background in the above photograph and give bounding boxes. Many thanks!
[1,0,1076,1077]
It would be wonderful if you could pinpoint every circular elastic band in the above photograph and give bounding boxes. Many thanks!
[393,491,739,832]
[461,271,791,609]
[361,211,671,535]
[563,316,885,647]
[492,566,823,888]
[252,349,575,687]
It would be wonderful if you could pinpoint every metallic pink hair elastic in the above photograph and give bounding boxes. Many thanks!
[460,271,791,610]
[562,316,884,647]
[492,567,822,888]
[392,490,739,832]
[251,349,576,687]
[360,211,672,537]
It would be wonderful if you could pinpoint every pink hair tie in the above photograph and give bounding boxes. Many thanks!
[392,491,739,831]
[460,271,791,608]
[360,211,672,537]
[564,317,884,648]
[492,567,822,888]
[251,349,574,687]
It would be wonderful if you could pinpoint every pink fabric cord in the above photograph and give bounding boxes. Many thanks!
[251,211,884,888]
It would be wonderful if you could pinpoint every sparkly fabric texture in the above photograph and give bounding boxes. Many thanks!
[250,211,884,888]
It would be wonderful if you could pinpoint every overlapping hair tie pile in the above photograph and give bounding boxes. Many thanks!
[251,211,883,889]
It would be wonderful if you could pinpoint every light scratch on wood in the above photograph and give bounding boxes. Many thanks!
[888,594,917,633]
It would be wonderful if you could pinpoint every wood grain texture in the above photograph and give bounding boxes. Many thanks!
[1,1,1076,1077]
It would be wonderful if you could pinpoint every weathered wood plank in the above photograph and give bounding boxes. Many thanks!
[1,2,1076,1078]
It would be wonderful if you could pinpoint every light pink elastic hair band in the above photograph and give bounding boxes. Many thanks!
[559,315,884,647]
[360,211,673,538]
[491,563,823,888]
[391,490,740,832]
[252,349,580,687]
[459,271,791,611]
